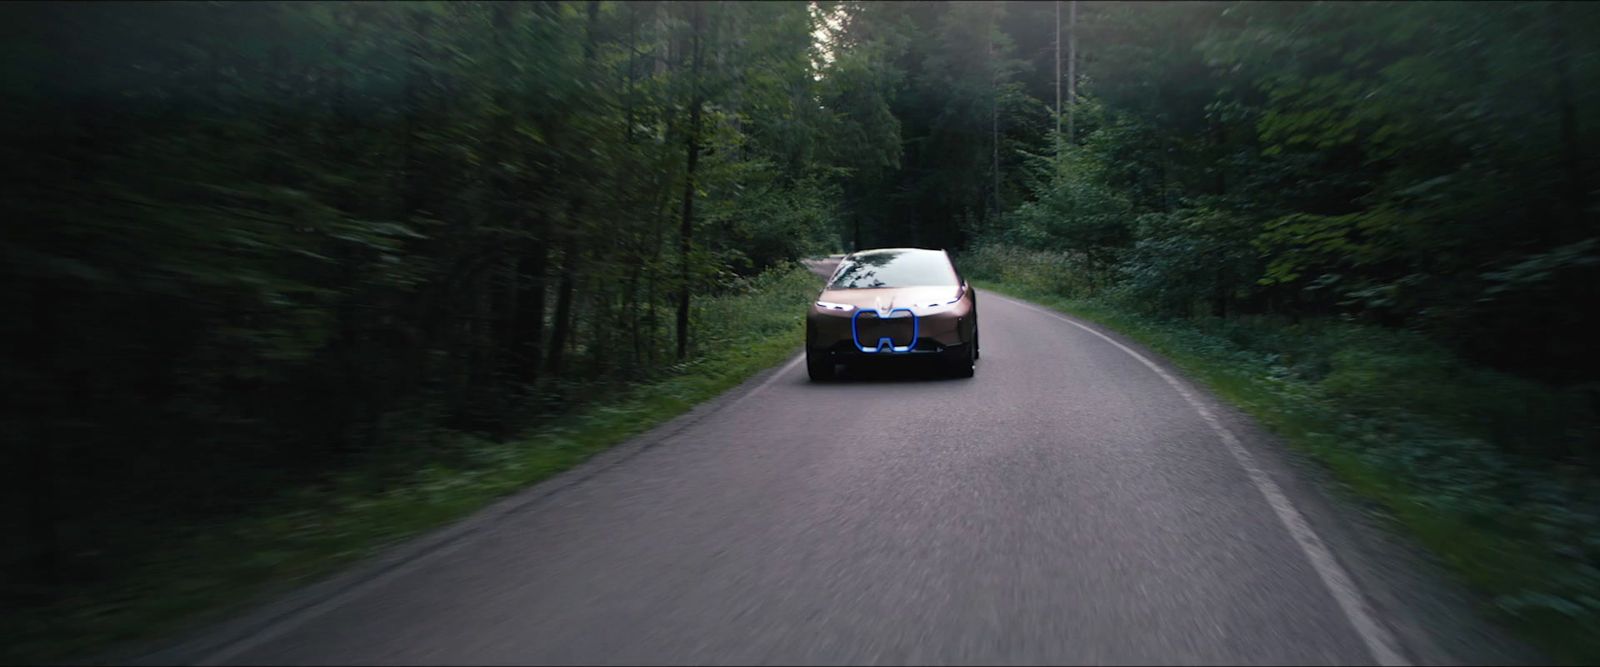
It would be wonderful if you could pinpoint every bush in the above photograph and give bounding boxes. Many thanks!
[1117,208,1265,318]
[962,244,1106,300]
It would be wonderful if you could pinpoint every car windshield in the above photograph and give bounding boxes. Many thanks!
[829,251,958,289]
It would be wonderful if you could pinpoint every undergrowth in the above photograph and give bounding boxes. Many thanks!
[966,245,1600,664]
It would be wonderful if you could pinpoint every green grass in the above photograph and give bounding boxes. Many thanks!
[973,276,1600,664]
[3,264,818,666]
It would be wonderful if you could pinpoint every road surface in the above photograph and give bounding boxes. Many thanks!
[133,259,1535,666]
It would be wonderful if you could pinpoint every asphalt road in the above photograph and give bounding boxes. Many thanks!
[135,259,1537,666]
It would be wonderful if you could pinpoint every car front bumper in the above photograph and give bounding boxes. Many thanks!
[806,303,974,359]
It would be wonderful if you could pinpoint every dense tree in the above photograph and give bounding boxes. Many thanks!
[0,0,895,592]
[835,1,1598,388]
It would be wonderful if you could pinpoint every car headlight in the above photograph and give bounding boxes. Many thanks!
[909,297,963,314]
[815,300,855,312]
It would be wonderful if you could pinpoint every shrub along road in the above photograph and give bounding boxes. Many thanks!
[133,263,1535,666]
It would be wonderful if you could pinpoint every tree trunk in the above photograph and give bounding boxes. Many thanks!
[23,279,63,587]
[625,257,643,369]
[1213,120,1227,196]
[626,1,638,145]
[546,227,579,376]
[400,9,434,219]
[1066,0,1077,145]
[24,424,60,588]
[547,1,603,376]
[1549,3,1584,237]
[676,2,705,361]
[990,5,1000,233]
[1212,265,1228,318]
[590,278,611,377]
[517,239,548,381]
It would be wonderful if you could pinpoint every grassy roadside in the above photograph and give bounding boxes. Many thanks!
[973,278,1600,664]
[4,264,817,666]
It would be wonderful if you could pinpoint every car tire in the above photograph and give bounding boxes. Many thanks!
[972,326,980,360]
[806,348,836,382]
[942,342,975,378]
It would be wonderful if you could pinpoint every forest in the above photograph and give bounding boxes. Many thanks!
[2,0,1597,662]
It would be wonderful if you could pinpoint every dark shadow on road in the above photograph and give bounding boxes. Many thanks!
[830,358,969,383]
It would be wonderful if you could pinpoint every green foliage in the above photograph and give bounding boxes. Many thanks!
[962,243,1100,299]
[1120,208,1263,317]
[965,0,1600,381]
[1001,141,1134,268]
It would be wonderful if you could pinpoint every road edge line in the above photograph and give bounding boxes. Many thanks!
[989,292,1411,667]
[123,351,806,667]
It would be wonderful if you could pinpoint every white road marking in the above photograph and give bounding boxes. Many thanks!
[726,353,805,411]
[187,290,1408,665]
[191,352,808,666]
[990,292,1411,667]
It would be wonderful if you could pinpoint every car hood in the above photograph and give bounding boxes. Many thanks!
[818,286,962,311]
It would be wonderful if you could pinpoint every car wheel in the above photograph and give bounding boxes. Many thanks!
[972,326,980,360]
[806,348,836,382]
[943,342,975,378]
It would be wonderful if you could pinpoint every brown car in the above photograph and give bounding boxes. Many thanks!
[806,248,979,381]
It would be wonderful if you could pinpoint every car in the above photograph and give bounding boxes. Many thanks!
[806,247,979,381]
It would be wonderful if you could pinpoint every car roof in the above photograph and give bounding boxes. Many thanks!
[846,247,947,259]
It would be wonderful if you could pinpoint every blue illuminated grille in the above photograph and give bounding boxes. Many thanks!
[850,308,920,353]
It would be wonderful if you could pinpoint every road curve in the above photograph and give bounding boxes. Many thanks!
[134,263,1530,666]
